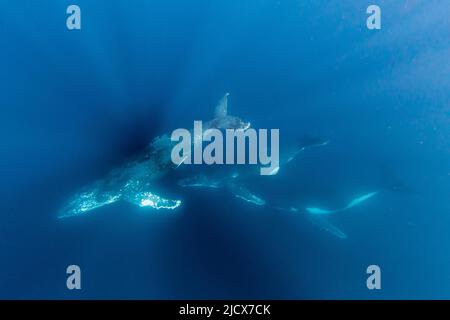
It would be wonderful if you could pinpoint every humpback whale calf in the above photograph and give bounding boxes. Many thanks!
[296,191,378,239]
[178,144,378,239]
[179,172,378,239]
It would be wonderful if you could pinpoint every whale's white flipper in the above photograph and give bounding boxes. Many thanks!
[271,206,347,239]
[214,93,229,118]
[120,179,182,210]
[58,178,182,218]
[124,191,181,210]
[305,207,334,215]
[228,184,266,206]
[346,191,378,208]
[307,215,348,239]
[306,191,378,215]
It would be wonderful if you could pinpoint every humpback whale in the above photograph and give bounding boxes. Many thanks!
[59,92,379,240]
[58,93,249,218]
[178,144,378,239]
[179,172,378,239]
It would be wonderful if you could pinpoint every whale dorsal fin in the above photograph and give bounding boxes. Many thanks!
[214,93,229,118]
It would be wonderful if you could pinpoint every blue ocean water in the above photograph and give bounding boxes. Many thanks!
[0,0,449,299]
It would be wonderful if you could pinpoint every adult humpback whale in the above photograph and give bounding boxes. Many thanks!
[58,93,249,218]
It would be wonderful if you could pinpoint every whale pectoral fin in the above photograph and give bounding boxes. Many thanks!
[124,191,181,210]
[305,191,378,216]
[178,175,223,189]
[346,191,378,209]
[227,184,266,206]
[214,93,229,118]
[307,215,348,239]
[58,188,121,219]
[305,207,336,215]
